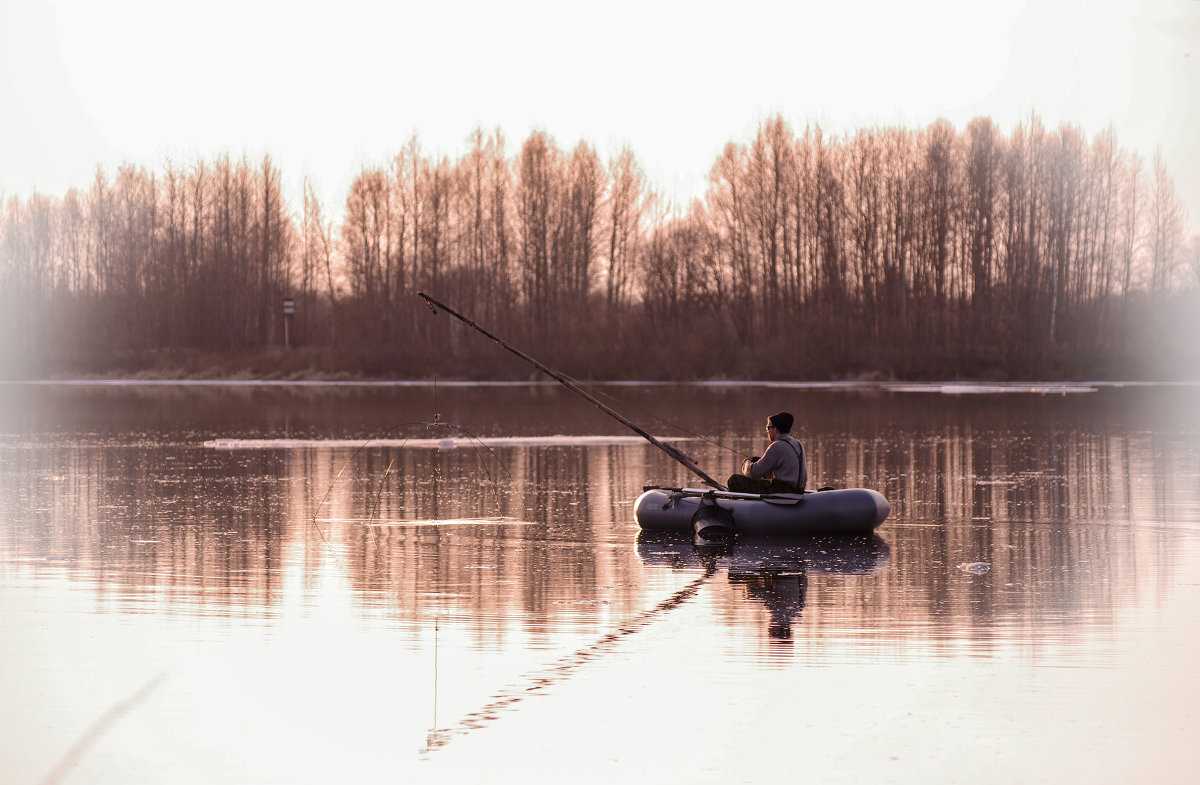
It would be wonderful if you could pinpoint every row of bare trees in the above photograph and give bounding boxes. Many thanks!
[0,155,293,370]
[647,116,1196,376]
[1,115,1196,379]
[330,129,647,360]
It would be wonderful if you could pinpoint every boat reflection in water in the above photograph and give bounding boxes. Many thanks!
[635,531,890,639]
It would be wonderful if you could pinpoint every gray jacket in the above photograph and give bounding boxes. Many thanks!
[741,433,807,490]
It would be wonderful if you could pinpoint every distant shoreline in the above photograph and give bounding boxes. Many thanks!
[5,378,1192,391]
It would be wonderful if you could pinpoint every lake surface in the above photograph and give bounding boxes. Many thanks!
[2,381,1199,784]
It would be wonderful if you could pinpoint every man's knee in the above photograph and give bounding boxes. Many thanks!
[727,474,765,494]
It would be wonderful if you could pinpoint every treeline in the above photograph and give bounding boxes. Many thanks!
[0,155,293,366]
[1,115,1196,380]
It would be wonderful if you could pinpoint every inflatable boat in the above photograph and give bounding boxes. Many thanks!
[635,485,890,537]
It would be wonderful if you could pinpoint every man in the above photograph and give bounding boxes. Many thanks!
[727,412,807,494]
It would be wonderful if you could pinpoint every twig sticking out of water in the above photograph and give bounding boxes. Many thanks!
[366,457,396,523]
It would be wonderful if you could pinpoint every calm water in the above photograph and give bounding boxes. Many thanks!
[2,381,1199,784]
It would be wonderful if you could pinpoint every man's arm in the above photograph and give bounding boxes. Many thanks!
[744,441,786,480]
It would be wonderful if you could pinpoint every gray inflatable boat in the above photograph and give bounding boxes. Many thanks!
[635,486,890,537]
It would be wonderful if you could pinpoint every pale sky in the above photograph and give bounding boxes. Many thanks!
[2,0,1198,230]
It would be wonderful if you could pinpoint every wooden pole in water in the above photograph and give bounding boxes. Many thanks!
[418,292,726,490]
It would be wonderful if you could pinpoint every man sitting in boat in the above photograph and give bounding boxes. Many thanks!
[727,412,807,495]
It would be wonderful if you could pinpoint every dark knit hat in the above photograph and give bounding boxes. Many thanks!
[768,412,794,433]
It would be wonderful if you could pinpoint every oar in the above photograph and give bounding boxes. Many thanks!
[647,486,806,505]
[418,292,726,490]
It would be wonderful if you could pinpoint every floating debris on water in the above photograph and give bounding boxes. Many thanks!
[314,517,531,527]
[205,435,672,450]
[958,562,991,574]
[885,383,1098,395]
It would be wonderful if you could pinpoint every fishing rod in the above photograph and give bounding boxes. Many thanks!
[417,292,727,490]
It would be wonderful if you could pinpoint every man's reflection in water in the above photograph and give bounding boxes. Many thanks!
[639,531,888,644]
[694,537,807,639]
[730,569,807,639]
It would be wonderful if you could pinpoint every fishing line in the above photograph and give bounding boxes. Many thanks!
[309,420,531,527]
[421,330,516,517]
[425,419,532,520]
[309,421,413,525]
[308,429,413,575]
[307,419,530,585]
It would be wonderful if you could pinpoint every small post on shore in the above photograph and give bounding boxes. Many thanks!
[282,298,295,350]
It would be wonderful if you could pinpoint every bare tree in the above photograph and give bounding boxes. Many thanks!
[747,115,795,333]
[516,131,559,338]
[1116,151,1143,297]
[603,145,645,319]
[301,178,338,345]
[707,141,753,341]
[964,118,1000,341]
[1148,150,1185,292]
[1184,234,1200,291]
[561,140,603,320]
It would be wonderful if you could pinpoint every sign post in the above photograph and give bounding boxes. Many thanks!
[283,298,295,350]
